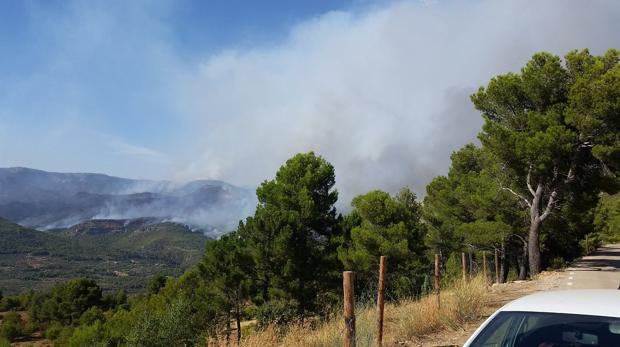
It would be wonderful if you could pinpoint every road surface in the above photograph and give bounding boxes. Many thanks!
[560,243,620,289]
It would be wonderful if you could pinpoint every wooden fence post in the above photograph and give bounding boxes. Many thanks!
[482,251,488,283]
[469,252,474,280]
[461,252,467,283]
[434,254,441,309]
[494,249,500,284]
[344,271,356,347]
[376,256,386,347]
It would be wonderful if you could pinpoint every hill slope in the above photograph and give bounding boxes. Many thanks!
[0,167,256,235]
[0,218,209,295]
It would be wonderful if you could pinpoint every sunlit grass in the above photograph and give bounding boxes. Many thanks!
[217,276,487,347]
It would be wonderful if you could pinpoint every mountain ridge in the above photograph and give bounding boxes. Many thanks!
[0,167,257,235]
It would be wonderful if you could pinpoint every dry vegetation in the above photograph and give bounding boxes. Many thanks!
[211,276,493,347]
[209,271,562,347]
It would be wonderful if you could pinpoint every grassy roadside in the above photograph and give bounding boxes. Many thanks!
[214,272,561,347]
[212,276,488,347]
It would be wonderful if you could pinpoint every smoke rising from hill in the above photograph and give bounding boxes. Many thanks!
[176,0,620,207]
[1,1,618,211]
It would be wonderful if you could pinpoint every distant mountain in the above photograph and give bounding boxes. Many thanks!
[0,167,257,236]
[0,217,209,294]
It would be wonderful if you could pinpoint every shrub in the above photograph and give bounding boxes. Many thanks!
[255,299,300,328]
[53,326,75,346]
[69,321,106,347]
[580,233,601,255]
[0,311,24,341]
[548,256,567,270]
[44,322,64,340]
[78,307,104,326]
[0,296,21,311]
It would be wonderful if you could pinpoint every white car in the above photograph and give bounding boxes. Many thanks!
[463,290,620,347]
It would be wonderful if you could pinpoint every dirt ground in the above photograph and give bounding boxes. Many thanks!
[394,271,562,347]
[11,334,52,347]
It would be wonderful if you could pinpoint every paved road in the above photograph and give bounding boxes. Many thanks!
[560,244,620,289]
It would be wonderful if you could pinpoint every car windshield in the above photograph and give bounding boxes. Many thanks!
[469,311,620,347]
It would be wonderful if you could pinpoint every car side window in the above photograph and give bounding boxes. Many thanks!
[470,312,522,347]
[470,311,620,347]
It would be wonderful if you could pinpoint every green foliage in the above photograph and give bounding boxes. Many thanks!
[594,193,620,242]
[0,218,208,295]
[0,296,22,311]
[471,49,620,273]
[580,233,602,255]
[0,312,24,341]
[423,144,526,280]
[78,307,104,326]
[443,253,463,284]
[53,326,75,346]
[102,290,128,311]
[44,321,65,340]
[147,275,168,296]
[339,188,427,298]
[255,298,299,328]
[28,278,102,326]
[68,320,106,347]
[249,152,340,316]
[199,231,252,336]
[424,145,523,253]
[125,296,199,347]
[548,257,567,270]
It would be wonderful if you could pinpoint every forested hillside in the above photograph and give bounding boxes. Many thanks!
[0,218,208,295]
[0,49,617,347]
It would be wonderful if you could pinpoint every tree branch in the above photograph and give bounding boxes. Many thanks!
[540,190,557,221]
[564,168,575,184]
[526,166,536,197]
[511,233,527,245]
[501,187,532,208]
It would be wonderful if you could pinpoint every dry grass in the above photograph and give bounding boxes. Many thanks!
[215,276,488,347]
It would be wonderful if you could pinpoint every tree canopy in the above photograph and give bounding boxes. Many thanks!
[471,49,620,274]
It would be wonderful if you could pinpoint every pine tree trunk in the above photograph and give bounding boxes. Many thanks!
[518,241,528,280]
[236,303,242,345]
[226,310,231,346]
[528,185,543,275]
[500,241,508,283]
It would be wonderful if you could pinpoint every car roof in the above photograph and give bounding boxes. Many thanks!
[500,290,620,318]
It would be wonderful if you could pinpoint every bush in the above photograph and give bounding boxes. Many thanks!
[53,326,75,346]
[548,256,567,270]
[69,321,106,347]
[580,233,601,255]
[443,252,463,284]
[45,321,64,340]
[0,337,10,347]
[0,296,21,311]
[256,299,300,328]
[125,296,198,347]
[78,307,104,326]
[0,311,24,341]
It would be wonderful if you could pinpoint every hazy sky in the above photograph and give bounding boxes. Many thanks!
[1,0,619,206]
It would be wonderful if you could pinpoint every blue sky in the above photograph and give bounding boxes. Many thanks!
[1,0,619,202]
[0,0,367,179]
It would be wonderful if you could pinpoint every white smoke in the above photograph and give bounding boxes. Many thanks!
[2,0,619,212]
[175,0,620,208]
